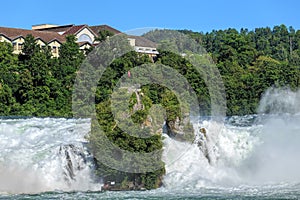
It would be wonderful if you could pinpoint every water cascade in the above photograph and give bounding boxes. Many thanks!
[0,87,299,197]
[163,87,300,189]
[0,118,101,194]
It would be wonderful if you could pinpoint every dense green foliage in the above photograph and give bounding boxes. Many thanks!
[90,51,166,189]
[90,50,201,189]
[95,29,115,42]
[0,34,84,116]
[179,24,300,115]
[1,25,299,116]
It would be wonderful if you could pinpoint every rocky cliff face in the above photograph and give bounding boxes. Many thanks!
[120,87,196,149]
[163,114,195,143]
[131,88,195,142]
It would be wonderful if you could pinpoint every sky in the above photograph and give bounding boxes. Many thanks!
[1,0,300,33]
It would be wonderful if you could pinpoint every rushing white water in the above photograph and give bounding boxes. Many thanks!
[0,118,101,194]
[162,118,260,189]
[1,87,300,198]
[163,87,300,190]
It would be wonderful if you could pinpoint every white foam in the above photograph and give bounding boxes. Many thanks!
[162,88,300,190]
[0,118,101,194]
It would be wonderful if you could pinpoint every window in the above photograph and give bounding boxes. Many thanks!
[78,34,92,43]
[12,42,17,51]
[52,46,57,53]
[18,43,23,51]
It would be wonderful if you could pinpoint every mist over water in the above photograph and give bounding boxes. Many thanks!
[240,87,300,183]
[240,115,300,183]
[258,87,300,114]
[163,87,300,190]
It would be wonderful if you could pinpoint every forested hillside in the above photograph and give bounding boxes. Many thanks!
[0,25,299,116]
[180,24,300,115]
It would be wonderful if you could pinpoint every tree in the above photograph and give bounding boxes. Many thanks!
[0,42,19,94]
[0,42,17,66]
[255,56,284,88]
[0,82,16,115]
[59,35,84,68]
[19,34,40,62]
[95,29,115,42]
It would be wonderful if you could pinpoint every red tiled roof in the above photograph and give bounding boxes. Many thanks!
[78,41,92,46]
[0,24,122,45]
[62,25,98,38]
[0,34,11,41]
[89,25,121,35]
[63,25,86,35]
[0,26,65,43]
[127,35,157,48]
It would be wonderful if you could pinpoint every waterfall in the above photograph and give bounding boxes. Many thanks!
[0,118,101,194]
[1,88,299,194]
[162,118,259,189]
[162,87,300,189]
